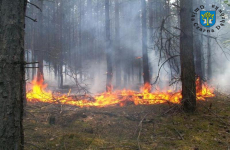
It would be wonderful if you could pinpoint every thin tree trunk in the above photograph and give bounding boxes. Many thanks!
[79,0,83,82]
[194,34,203,93]
[141,0,151,90]
[37,0,44,82]
[207,34,212,81]
[194,0,203,93]
[0,0,26,149]
[148,0,154,47]
[115,0,121,88]
[59,0,64,88]
[105,0,113,92]
[31,1,36,79]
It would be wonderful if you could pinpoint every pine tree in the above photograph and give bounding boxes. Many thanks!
[0,0,27,149]
[180,0,196,112]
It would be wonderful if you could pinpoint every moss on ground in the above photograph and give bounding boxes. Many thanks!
[24,95,230,149]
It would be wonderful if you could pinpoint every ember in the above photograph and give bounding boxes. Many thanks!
[26,77,214,107]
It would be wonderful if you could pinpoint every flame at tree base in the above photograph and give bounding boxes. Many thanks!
[26,77,215,107]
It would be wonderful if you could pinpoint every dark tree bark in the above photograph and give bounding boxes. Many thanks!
[207,34,212,81]
[115,0,121,88]
[180,0,196,112]
[59,0,64,88]
[194,34,203,93]
[0,0,26,149]
[36,0,44,82]
[141,0,151,89]
[78,0,83,82]
[105,0,113,92]
[30,0,36,79]
[205,0,212,82]
[87,0,93,57]
[193,0,203,93]
[148,0,154,46]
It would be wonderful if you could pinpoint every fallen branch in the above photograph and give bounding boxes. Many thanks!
[137,113,148,150]
[24,142,41,150]
[163,105,179,115]
[25,111,38,123]
[173,127,184,140]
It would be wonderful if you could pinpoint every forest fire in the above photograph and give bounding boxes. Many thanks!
[26,77,215,107]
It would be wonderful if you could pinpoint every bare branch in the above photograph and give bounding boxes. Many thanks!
[25,62,39,65]
[25,16,37,22]
[27,2,42,12]
[25,67,39,68]
[153,55,180,85]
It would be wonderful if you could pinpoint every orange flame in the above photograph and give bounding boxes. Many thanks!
[26,77,215,107]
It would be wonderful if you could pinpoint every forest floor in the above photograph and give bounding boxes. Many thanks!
[24,93,230,150]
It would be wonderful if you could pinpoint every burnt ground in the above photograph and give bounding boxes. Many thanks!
[24,93,230,150]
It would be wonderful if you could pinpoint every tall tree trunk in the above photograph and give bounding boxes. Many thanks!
[59,0,64,88]
[194,0,203,93]
[206,0,212,82]
[180,0,196,112]
[115,0,121,88]
[207,34,212,81]
[60,65,63,88]
[141,0,151,89]
[139,59,142,83]
[105,0,113,92]
[37,0,44,82]
[79,0,83,82]
[148,0,154,47]
[201,34,205,78]
[31,1,36,79]
[87,0,93,56]
[194,34,203,93]
[0,0,26,149]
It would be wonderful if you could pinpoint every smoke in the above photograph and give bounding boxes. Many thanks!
[25,0,230,94]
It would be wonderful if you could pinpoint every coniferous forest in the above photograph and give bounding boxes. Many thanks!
[1,0,230,149]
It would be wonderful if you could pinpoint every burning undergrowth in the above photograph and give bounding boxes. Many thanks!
[26,76,215,107]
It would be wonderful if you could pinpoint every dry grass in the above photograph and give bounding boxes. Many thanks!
[24,94,230,150]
